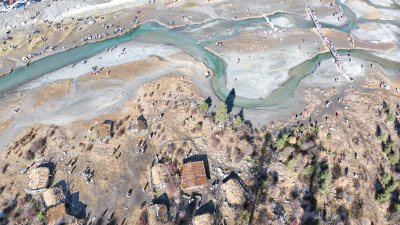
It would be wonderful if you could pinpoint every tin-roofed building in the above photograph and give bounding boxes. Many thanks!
[180,161,207,190]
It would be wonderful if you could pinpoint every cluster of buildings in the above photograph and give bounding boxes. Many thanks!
[27,165,84,224]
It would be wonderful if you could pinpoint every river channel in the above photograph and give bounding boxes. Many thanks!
[0,8,398,108]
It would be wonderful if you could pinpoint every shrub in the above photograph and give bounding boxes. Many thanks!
[286,158,295,169]
[382,174,392,184]
[296,140,302,147]
[214,103,228,123]
[327,133,332,139]
[320,171,332,183]
[376,191,390,202]
[320,182,328,191]
[384,104,394,121]
[299,125,305,133]
[394,202,400,211]
[387,113,394,122]
[38,210,45,222]
[240,210,250,222]
[274,138,286,149]
[194,122,202,129]
[388,153,399,164]
[282,133,291,142]
[384,146,392,155]
[386,181,398,193]
[378,132,387,142]
[246,158,256,164]
[199,101,209,112]
[260,180,267,189]
[233,116,243,129]
[311,125,320,134]
[303,164,316,177]
[387,140,396,148]
[384,104,392,114]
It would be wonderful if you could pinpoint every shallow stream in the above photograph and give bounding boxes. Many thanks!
[0,7,398,108]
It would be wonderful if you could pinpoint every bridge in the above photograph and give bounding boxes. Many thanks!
[306,6,352,81]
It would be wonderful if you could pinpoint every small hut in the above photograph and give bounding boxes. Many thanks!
[222,178,245,205]
[46,203,75,225]
[128,115,147,133]
[193,200,216,225]
[28,167,50,190]
[42,187,65,208]
[89,120,114,142]
[193,213,214,225]
[180,161,207,190]
[99,120,114,140]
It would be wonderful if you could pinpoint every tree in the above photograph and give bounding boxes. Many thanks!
[274,138,286,149]
[382,174,392,184]
[214,102,228,123]
[233,116,243,129]
[384,104,394,122]
[199,101,209,112]
[394,202,400,211]
[378,132,387,142]
[388,153,399,164]
[376,191,390,202]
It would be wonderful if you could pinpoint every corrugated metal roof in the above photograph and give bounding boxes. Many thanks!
[180,161,207,189]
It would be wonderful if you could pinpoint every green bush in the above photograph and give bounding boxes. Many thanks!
[214,103,228,123]
[387,113,394,122]
[320,171,332,183]
[260,180,267,189]
[233,116,243,129]
[240,210,250,222]
[384,146,392,155]
[386,181,398,193]
[299,125,305,133]
[378,132,387,142]
[199,101,209,112]
[327,133,332,139]
[296,140,302,147]
[286,158,295,169]
[320,182,328,191]
[194,122,202,129]
[382,174,392,184]
[384,104,392,114]
[384,104,394,121]
[311,126,320,134]
[274,138,286,149]
[38,211,45,222]
[303,164,316,177]
[282,133,291,142]
[376,191,391,202]
[388,153,399,164]
[394,202,400,211]
[274,133,291,149]
[387,140,396,148]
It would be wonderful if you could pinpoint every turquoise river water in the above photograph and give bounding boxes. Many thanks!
[0,12,399,108]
